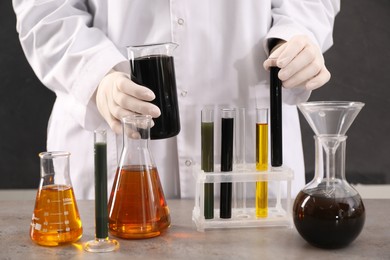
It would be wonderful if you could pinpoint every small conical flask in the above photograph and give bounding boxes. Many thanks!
[30,152,83,246]
[108,115,171,239]
[293,101,365,249]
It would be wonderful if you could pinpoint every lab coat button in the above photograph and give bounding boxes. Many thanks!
[180,90,187,97]
[185,160,192,166]
[177,18,185,25]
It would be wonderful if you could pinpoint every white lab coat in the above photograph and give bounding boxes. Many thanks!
[13,0,340,199]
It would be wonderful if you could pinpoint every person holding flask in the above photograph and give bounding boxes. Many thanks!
[12,0,340,199]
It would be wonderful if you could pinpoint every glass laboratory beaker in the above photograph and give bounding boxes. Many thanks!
[30,152,83,246]
[108,115,171,239]
[293,101,365,249]
[128,42,180,140]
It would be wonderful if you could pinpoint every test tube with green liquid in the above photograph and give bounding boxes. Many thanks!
[256,108,268,218]
[84,130,118,252]
[201,107,214,219]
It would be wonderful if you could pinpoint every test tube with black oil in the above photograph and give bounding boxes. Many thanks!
[270,67,283,167]
[220,108,235,219]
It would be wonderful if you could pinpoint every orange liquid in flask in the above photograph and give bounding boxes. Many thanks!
[108,165,171,239]
[30,185,83,246]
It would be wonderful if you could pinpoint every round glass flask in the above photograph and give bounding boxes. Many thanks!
[293,101,366,249]
[108,115,171,239]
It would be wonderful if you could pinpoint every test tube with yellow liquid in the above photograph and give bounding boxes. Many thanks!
[256,108,268,218]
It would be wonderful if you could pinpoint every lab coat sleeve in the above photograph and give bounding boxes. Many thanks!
[12,0,128,130]
[265,0,341,105]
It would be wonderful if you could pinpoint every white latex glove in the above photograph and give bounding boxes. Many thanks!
[263,35,331,90]
[95,70,161,134]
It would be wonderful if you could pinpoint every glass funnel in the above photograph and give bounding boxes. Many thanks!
[108,115,171,239]
[293,101,365,249]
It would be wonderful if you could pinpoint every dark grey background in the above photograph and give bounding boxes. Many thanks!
[0,1,55,189]
[0,0,389,189]
[301,0,390,184]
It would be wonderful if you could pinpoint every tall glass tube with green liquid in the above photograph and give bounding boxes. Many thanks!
[201,107,214,219]
[256,108,268,218]
[84,130,118,252]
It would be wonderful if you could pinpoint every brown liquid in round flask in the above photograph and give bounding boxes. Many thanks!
[296,101,366,249]
[293,190,365,248]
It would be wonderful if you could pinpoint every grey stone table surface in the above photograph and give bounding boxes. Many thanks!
[0,199,389,260]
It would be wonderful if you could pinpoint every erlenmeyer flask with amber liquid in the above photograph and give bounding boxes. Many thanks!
[108,115,171,239]
[30,152,83,246]
[294,101,365,249]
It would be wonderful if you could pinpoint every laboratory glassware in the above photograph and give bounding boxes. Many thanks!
[256,108,268,218]
[84,130,119,252]
[294,101,366,248]
[220,108,235,219]
[233,107,248,216]
[108,115,171,239]
[128,42,180,140]
[30,151,83,246]
[201,106,215,219]
[270,67,283,167]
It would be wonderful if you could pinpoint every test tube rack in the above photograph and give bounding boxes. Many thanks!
[192,164,293,232]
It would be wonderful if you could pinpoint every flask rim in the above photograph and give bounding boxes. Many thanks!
[121,114,152,124]
[126,42,178,50]
[39,151,70,159]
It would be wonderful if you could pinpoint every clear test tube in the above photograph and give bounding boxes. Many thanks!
[233,107,247,215]
[220,108,235,219]
[201,107,215,219]
[256,108,269,218]
[84,130,119,252]
[234,107,246,168]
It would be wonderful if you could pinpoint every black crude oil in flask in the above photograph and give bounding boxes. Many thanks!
[294,101,366,249]
[108,115,171,239]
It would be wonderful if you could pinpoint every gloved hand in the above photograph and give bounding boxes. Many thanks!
[263,35,331,90]
[95,70,161,134]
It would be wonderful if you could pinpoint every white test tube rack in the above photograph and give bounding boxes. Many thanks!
[192,164,293,232]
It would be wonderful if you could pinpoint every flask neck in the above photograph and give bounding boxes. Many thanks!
[124,135,150,150]
[39,151,71,186]
[313,135,347,182]
[120,115,155,167]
